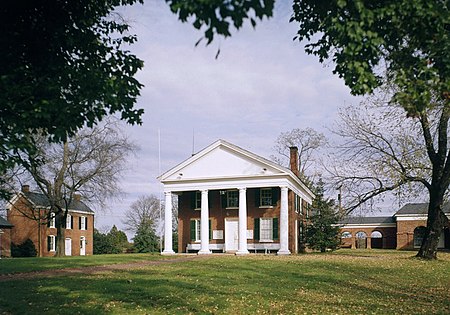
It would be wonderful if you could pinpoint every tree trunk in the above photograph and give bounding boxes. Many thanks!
[54,210,65,257]
[416,195,448,259]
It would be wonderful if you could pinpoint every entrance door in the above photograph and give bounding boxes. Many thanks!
[65,238,72,256]
[225,219,239,252]
[80,236,86,256]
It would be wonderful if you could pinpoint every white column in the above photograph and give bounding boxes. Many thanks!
[236,188,249,255]
[198,189,211,255]
[278,186,291,255]
[162,191,175,255]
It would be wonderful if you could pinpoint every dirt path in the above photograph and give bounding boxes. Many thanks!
[0,255,203,282]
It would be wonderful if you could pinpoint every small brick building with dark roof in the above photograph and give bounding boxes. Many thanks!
[7,185,94,257]
[0,216,13,257]
[338,203,450,250]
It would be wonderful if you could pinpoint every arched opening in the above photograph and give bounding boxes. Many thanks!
[356,231,367,249]
[341,231,352,238]
[414,226,427,248]
[371,231,383,249]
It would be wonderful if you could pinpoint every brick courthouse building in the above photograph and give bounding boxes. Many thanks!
[339,203,450,250]
[158,140,315,255]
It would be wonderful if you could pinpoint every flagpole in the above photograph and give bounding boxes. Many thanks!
[158,128,163,254]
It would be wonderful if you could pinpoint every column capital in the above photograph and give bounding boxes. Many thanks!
[280,186,288,192]
[238,187,247,192]
[201,189,208,194]
[164,191,172,196]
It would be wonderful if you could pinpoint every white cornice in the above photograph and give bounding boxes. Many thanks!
[338,223,397,229]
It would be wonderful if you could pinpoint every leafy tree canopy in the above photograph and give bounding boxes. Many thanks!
[0,0,144,198]
[168,1,449,115]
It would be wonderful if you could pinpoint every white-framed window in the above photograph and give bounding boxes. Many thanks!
[194,191,201,210]
[260,188,273,207]
[48,235,56,252]
[79,216,87,230]
[226,190,239,208]
[294,195,302,213]
[190,219,212,242]
[66,214,72,229]
[49,212,56,228]
[191,219,201,242]
[260,218,273,241]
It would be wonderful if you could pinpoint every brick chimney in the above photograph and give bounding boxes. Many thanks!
[21,185,30,193]
[289,147,300,177]
[73,194,81,202]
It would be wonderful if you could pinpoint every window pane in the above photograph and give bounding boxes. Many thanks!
[196,220,201,241]
[260,218,273,241]
[227,190,238,207]
[195,192,201,209]
[260,189,272,206]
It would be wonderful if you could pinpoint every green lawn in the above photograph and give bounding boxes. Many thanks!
[0,250,449,314]
[0,253,169,275]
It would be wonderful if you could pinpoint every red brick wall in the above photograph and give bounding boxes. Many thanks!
[0,228,11,257]
[396,220,427,250]
[178,188,284,253]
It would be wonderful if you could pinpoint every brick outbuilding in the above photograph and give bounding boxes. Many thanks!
[339,203,450,250]
[7,186,94,257]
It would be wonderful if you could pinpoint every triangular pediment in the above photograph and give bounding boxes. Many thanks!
[160,140,287,182]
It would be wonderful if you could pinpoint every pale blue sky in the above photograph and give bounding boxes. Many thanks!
[96,1,362,236]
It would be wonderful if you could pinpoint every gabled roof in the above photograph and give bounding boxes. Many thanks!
[339,216,395,225]
[21,191,94,214]
[0,216,13,228]
[158,139,314,199]
[394,203,450,216]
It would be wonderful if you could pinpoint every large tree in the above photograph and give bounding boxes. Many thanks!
[14,119,136,256]
[271,128,327,181]
[0,0,144,198]
[168,1,449,259]
[330,95,449,259]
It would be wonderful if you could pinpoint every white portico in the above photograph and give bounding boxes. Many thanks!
[158,140,314,255]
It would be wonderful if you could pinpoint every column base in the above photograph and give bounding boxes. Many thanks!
[198,249,212,255]
[236,250,249,255]
[277,249,291,255]
[161,250,175,255]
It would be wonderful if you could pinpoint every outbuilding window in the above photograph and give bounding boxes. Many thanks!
[79,216,87,230]
[47,235,56,252]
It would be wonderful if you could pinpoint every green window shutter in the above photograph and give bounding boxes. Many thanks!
[47,236,51,251]
[255,189,261,207]
[221,193,227,208]
[85,217,88,229]
[190,220,196,241]
[209,220,212,240]
[190,192,196,209]
[273,218,279,240]
[71,216,74,229]
[79,217,82,230]
[254,218,260,240]
[271,187,280,206]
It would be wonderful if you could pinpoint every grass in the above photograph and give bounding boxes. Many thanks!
[0,250,449,314]
[0,253,169,275]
